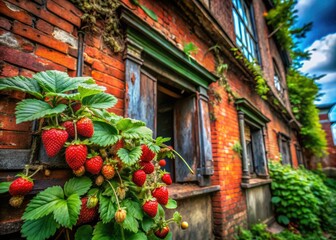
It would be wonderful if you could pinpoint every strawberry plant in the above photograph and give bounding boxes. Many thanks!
[0,70,190,240]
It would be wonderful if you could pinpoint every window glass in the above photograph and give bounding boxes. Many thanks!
[332,124,336,146]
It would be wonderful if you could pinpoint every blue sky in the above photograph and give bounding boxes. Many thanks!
[295,0,336,108]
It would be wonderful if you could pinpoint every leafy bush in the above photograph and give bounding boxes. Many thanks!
[269,162,335,234]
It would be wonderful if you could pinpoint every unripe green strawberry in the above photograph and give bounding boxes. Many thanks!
[42,128,68,157]
[9,195,24,208]
[152,186,169,205]
[65,144,87,170]
[102,164,115,180]
[62,121,75,138]
[115,208,127,223]
[140,145,156,162]
[161,173,172,185]
[132,170,146,186]
[76,117,94,138]
[85,156,103,175]
[87,195,98,208]
[9,177,34,196]
[95,175,104,186]
[77,197,98,225]
[155,226,170,239]
[140,161,155,174]
[142,199,158,218]
[73,166,85,176]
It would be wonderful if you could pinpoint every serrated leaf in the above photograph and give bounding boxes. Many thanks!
[15,99,66,124]
[45,91,80,100]
[165,198,177,209]
[23,186,64,220]
[99,195,116,223]
[147,142,161,153]
[116,118,146,130]
[78,84,106,100]
[75,225,93,240]
[0,181,11,193]
[93,221,119,240]
[123,213,139,233]
[122,199,143,220]
[271,196,281,204]
[173,211,182,224]
[21,214,59,240]
[64,177,92,197]
[140,5,158,21]
[90,121,120,147]
[33,70,85,93]
[141,216,154,233]
[117,146,142,165]
[128,232,148,240]
[158,204,165,218]
[122,126,153,139]
[53,194,81,228]
[82,93,117,109]
[0,76,42,99]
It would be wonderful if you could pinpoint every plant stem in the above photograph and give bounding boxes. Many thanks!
[65,229,70,240]
[120,225,125,240]
[28,165,43,178]
[106,180,121,208]
[161,144,194,174]
[74,120,78,141]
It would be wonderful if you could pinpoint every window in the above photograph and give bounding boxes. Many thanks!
[295,144,304,165]
[232,0,259,62]
[236,98,270,182]
[273,61,285,99]
[278,133,292,165]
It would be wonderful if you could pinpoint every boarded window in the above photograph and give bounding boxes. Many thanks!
[278,133,292,165]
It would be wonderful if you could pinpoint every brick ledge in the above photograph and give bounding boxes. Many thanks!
[241,178,272,189]
[167,184,220,200]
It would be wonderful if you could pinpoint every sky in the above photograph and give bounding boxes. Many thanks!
[295,0,336,110]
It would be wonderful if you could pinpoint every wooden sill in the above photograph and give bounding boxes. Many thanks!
[241,178,272,189]
[167,184,220,200]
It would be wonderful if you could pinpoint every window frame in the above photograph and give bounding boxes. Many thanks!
[278,133,292,166]
[273,60,285,100]
[332,123,336,146]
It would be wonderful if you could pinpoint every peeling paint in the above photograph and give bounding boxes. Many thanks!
[5,1,20,12]
[52,28,78,48]
[0,32,19,48]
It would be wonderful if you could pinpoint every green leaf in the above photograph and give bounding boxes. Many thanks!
[116,118,146,130]
[78,84,106,100]
[23,186,64,220]
[165,198,177,209]
[123,213,139,233]
[99,195,116,224]
[117,146,142,165]
[141,216,154,233]
[21,214,59,240]
[33,70,85,93]
[122,126,153,139]
[128,232,148,240]
[271,196,281,204]
[183,42,199,56]
[64,176,92,197]
[140,5,158,21]
[75,225,93,240]
[173,211,182,224]
[15,99,66,124]
[0,75,43,99]
[53,194,81,228]
[93,221,119,240]
[0,181,11,193]
[277,215,290,225]
[82,93,117,109]
[90,121,120,147]
[122,199,143,220]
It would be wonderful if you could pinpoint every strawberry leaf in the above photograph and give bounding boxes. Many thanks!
[64,176,92,197]
[53,194,81,228]
[82,92,117,109]
[172,211,182,224]
[165,198,177,209]
[75,225,93,240]
[98,195,116,224]
[141,216,154,233]
[92,221,120,240]
[127,232,147,240]
[117,147,142,165]
[23,186,64,220]
[122,126,153,140]
[0,75,43,99]
[21,214,59,240]
[90,121,120,147]
[116,118,146,130]
[0,181,11,194]
[122,199,143,220]
[123,213,139,233]
[15,99,67,124]
[78,84,106,100]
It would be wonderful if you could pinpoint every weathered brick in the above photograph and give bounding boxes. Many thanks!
[13,22,68,53]
[46,0,81,27]
[51,0,82,17]
[6,0,74,33]
[36,19,54,35]
[0,45,66,72]
[0,16,11,30]
[0,1,33,25]
[35,45,76,70]
[0,62,18,77]
[0,130,32,149]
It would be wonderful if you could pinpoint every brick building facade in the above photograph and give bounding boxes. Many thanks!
[0,0,304,239]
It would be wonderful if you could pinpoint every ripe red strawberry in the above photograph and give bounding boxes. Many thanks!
[140,161,155,174]
[76,117,94,138]
[142,199,158,218]
[42,128,68,157]
[110,139,124,155]
[132,170,146,186]
[77,197,98,225]
[152,186,169,205]
[140,145,156,162]
[85,156,103,175]
[9,177,34,196]
[158,159,166,167]
[65,144,87,170]
[154,226,170,239]
[162,173,172,185]
[102,164,115,180]
[62,121,75,138]
[73,166,85,176]
[72,102,82,112]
